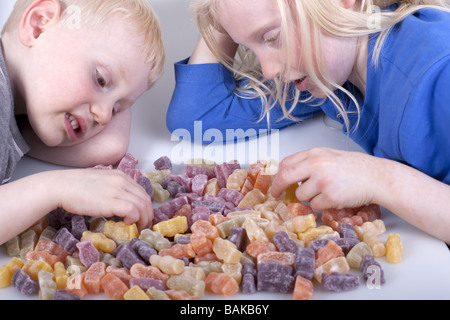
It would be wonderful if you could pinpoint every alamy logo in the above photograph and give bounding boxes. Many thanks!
[170,121,280,165]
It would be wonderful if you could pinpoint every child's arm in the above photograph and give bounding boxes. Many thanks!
[23,109,132,167]
[0,167,153,245]
[270,148,450,244]
[167,35,321,143]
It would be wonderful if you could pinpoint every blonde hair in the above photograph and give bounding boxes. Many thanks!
[2,0,165,88]
[191,0,450,132]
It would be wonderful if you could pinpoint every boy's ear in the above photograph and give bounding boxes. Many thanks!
[19,0,62,46]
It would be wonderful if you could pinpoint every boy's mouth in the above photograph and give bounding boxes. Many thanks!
[65,113,86,141]
[294,76,308,91]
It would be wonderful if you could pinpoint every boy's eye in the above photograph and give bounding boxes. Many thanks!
[96,70,107,88]
[263,30,281,45]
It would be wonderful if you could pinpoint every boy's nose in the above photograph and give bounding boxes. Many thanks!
[90,103,113,126]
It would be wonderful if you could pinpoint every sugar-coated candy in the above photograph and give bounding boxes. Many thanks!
[100,273,129,300]
[19,229,38,259]
[354,219,386,240]
[257,263,295,293]
[227,227,248,252]
[129,277,167,291]
[53,262,68,290]
[22,260,53,281]
[215,216,246,238]
[81,231,117,254]
[218,188,245,207]
[53,289,80,300]
[124,285,150,300]
[167,275,205,298]
[128,238,157,262]
[5,236,20,257]
[159,243,196,259]
[241,273,257,294]
[346,242,373,269]
[190,233,213,256]
[12,268,38,296]
[386,233,403,264]
[83,262,106,294]
[222,262,242,285]
[191,219,219,241]
[76,240,100,269]
[53,228,79,254]
[146,287,170,300]
[321,272,360,292]
[138,175,154,200]
[205,272,240,296]
[294,247,315,280]
[315,240,344,268]
[313,257,350,283]
[361,254,385,285]
[258,252,296,267]
[71,215,88,240]
[139,229,171,251]
[273,231,297,253]
[129,263,169,282]
[284,214,316,235]
[65,272,88,299]
[150,255,185,275]
[116,245,146,269]
[191,174,208,196]
[213,238,242,264]
[362,232,386,257]
[0,257,24,288]
[154,156,173,171]
[298,226,334,244]
[146,169,171,184]
[104,221,139,242]
[339,223,359,240]
[293,276,314,300]
[238,188,266,208]
[38,271,56,300]
[153,216,188,238]
[152,182,171,203]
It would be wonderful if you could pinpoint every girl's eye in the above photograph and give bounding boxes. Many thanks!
[96,70,107,88]
[263,31,281,45]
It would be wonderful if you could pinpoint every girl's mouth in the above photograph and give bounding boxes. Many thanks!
[294,76,308,91]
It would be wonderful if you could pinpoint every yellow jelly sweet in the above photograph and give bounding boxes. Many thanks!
[386,233,403,263]
[22,260,53,281]
[81,231,117,254]
[0,257,24,288]
[153,216,188,238]
[103,221,139,242]
[124,285,150,300]
[53,261,69,290]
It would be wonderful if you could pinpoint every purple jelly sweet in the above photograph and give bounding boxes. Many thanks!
[321,272,360,292]
[154,156,172,171]
[11,269,38,296]
[191,174,208,196]
[185,165,215,179]
[76,240,100,268]
[257,263,295,294]
[361,254,385,285]
[176,236,191,245]
[227,227,248,252]
[165,174,191,193]
[53,227,79,254]
[218,188,245,207]
[165,180,187,198]
[310,238,357,254]
[138,175,154,200]
[71,215,88,240]
[54,289,80,300]
[213,163,233,188]
[294,247,315,280]
[242,262,257,277]
[129,238,157,262]
[188,206,211,226]
[273,231,297,253]
[192,200,225,214]
[154,196,189,223]
[118,153,139,172]
[241,273,256,294]
[129,278,167,291]
[116,245,146,269]
[339,223,359,240]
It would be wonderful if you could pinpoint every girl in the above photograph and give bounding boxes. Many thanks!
[167,0,450,243]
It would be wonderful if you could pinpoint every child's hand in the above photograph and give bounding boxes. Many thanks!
[270,148,382,210]
[57,169,154,230]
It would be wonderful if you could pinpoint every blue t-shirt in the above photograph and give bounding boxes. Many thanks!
[167,7,450,184]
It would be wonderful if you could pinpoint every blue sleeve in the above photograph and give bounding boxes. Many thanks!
[399,57,450,184]
[166,58,322,144]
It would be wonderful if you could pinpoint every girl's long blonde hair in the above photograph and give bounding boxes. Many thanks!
[191,0,450,133]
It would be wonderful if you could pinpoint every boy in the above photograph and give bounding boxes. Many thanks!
[0,0,165,245]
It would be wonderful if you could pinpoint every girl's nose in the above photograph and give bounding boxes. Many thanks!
[90,103,113,126]
[260,58,280,80]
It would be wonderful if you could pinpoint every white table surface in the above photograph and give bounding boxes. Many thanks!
[1,0,449,300]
